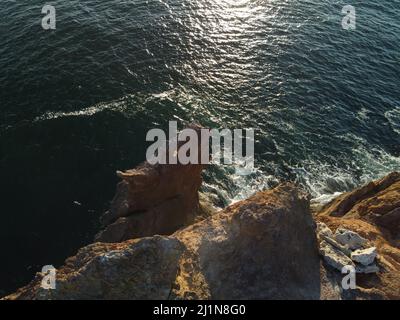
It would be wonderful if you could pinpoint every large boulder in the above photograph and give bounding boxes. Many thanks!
[317,214,400,299]
[171,183,322,300]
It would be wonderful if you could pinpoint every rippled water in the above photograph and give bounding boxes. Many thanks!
[0,0,399,294]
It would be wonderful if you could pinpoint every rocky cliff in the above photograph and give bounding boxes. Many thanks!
[95,124,207,243]
[3,164,400,299]
[318,172,400,238]
[316,172,400,299]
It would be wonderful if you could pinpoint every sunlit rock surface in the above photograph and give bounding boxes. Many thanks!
[96,125,207,243]
[317,172,400,299]
[4,184,324,300]
[319,172,400,238]
[4,173,400,300]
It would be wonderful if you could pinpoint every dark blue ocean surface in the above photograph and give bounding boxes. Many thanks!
[0,0,399,294]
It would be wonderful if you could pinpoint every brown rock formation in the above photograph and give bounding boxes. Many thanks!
[319,172,400,237]
[4,173,400,300]
[172,184,322,300]
[4,184,325,300]
[96,125,207,243]
[316,172,400,299]
[96,162,204,243]
[4,236,185,300]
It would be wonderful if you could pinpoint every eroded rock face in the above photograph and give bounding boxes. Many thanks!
[319,172,400,238]
[4,173,400,300]
[316,214,400,299]
[4,184,324,300]
[317,173,400,299]
[96,126,207,243]
[4,236,185,300]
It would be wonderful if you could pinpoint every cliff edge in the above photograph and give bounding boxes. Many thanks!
[3,167,400,300]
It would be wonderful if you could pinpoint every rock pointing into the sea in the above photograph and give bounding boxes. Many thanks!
[96,125,207,243]
[351,247,377,266]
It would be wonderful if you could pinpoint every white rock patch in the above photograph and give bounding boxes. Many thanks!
[317,223,379,273]
[334,228,368,250]
[319,240,354,271]
[351,247,377,266]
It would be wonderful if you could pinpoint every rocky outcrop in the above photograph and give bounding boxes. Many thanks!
[319,172,400,238]
[95,162,204,243]
[316,172,400,299]
[96,126,207,243]
[4,237,185,300]
[3,173,400,300]
[4,184,326,300]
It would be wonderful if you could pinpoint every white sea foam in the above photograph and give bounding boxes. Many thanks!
[33,92,399,208]
[218,137,399,206]
[228,169,278,203]
[385,107,400,135]
[312,192,343,205]
[34,96,132,121]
